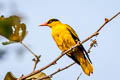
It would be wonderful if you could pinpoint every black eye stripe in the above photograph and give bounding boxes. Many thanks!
[47,19,59,24]
[47,20,53,24]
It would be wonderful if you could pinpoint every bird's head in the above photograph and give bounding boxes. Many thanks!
[39,18,61,28]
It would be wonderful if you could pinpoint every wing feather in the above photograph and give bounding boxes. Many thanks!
[65,24,92,64]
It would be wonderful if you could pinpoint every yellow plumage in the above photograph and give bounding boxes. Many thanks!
[40,19,93,76]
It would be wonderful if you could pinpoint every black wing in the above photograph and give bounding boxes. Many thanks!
[67,27,92,64]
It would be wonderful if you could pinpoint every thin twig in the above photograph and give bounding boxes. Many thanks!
[87,39,97,53]
[20,41,40,72]
[81,11,120,43]
[20,42,37,57]
[77,73,82,80]
[37,62,76,80]
[19,11,120,80]
[32,57,40,72]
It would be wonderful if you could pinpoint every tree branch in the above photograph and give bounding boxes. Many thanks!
[21,42,80,80]
[37,39,96,80]
[81,11,120,43]
[20,42,40,72]
[37,62,76,80]
[19,11,120,80]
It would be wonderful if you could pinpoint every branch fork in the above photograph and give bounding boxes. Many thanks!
[18,11,120,80]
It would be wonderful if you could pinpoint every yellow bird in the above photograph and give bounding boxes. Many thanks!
[40,19,93,76]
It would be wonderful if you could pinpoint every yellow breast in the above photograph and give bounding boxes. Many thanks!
[51,24,76,52]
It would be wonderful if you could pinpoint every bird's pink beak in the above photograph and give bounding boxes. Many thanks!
[39,22,48,26]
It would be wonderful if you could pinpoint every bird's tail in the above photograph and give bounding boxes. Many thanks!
[69,50,93,76]
[79,56,93,76]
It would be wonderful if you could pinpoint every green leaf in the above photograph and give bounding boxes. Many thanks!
[0,16,13,39]
[0,15,27,44]
[4,72,17,80]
